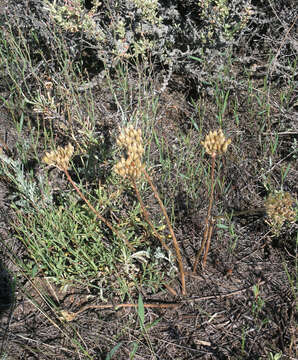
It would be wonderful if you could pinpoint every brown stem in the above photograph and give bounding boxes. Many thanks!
[143,169,186,296]
[193,218,208,273]
[163,283,178,297]
[63,168,134,250]
[193,154,216,273]
[131,178,170,252]
[202,219,214,267]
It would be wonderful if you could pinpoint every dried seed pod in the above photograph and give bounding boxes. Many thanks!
[115,125,145,179]
[43,143,74,171]
[201,129,231,156]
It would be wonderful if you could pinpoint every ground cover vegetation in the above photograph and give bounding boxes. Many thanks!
[0,0,297,358]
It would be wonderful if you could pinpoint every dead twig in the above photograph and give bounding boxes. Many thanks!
[60,302,180,321]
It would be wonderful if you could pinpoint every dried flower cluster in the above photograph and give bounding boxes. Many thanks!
[201,129,231,157]
[265,191,296,229]
[43,143,74,171]
[114,126,145,179]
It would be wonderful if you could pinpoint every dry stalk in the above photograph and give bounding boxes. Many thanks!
[202,218,215,267]
[193,154,216,272]
[114,126,186,295]
[131,178,170,252]
[193,129,231,272]
[143,169,186,296]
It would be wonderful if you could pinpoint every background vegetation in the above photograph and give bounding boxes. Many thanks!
[0,0,297,359]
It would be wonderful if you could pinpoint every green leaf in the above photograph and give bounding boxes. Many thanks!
[189,55,203,63]
[129,342,138,360]
[137,293,145,329]
[216,223,229,230]
[145,317,161,331]
[105,342,122,360]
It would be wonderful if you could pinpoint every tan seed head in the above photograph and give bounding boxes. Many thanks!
[201,129,231,157]
[114,125,144,179]
[43,143,74,171]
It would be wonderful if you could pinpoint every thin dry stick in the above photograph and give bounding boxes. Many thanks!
[143,169,186,296]
[131,178,170,252]
[61,301,180,321]
[193,154,216,273]
[63,168,134,250]
[163,283,178,297]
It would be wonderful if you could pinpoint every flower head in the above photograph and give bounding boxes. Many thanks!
[201,129,231,157]
[43,143,74,171]
[265,191,296,230]
[114,125,144,179]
